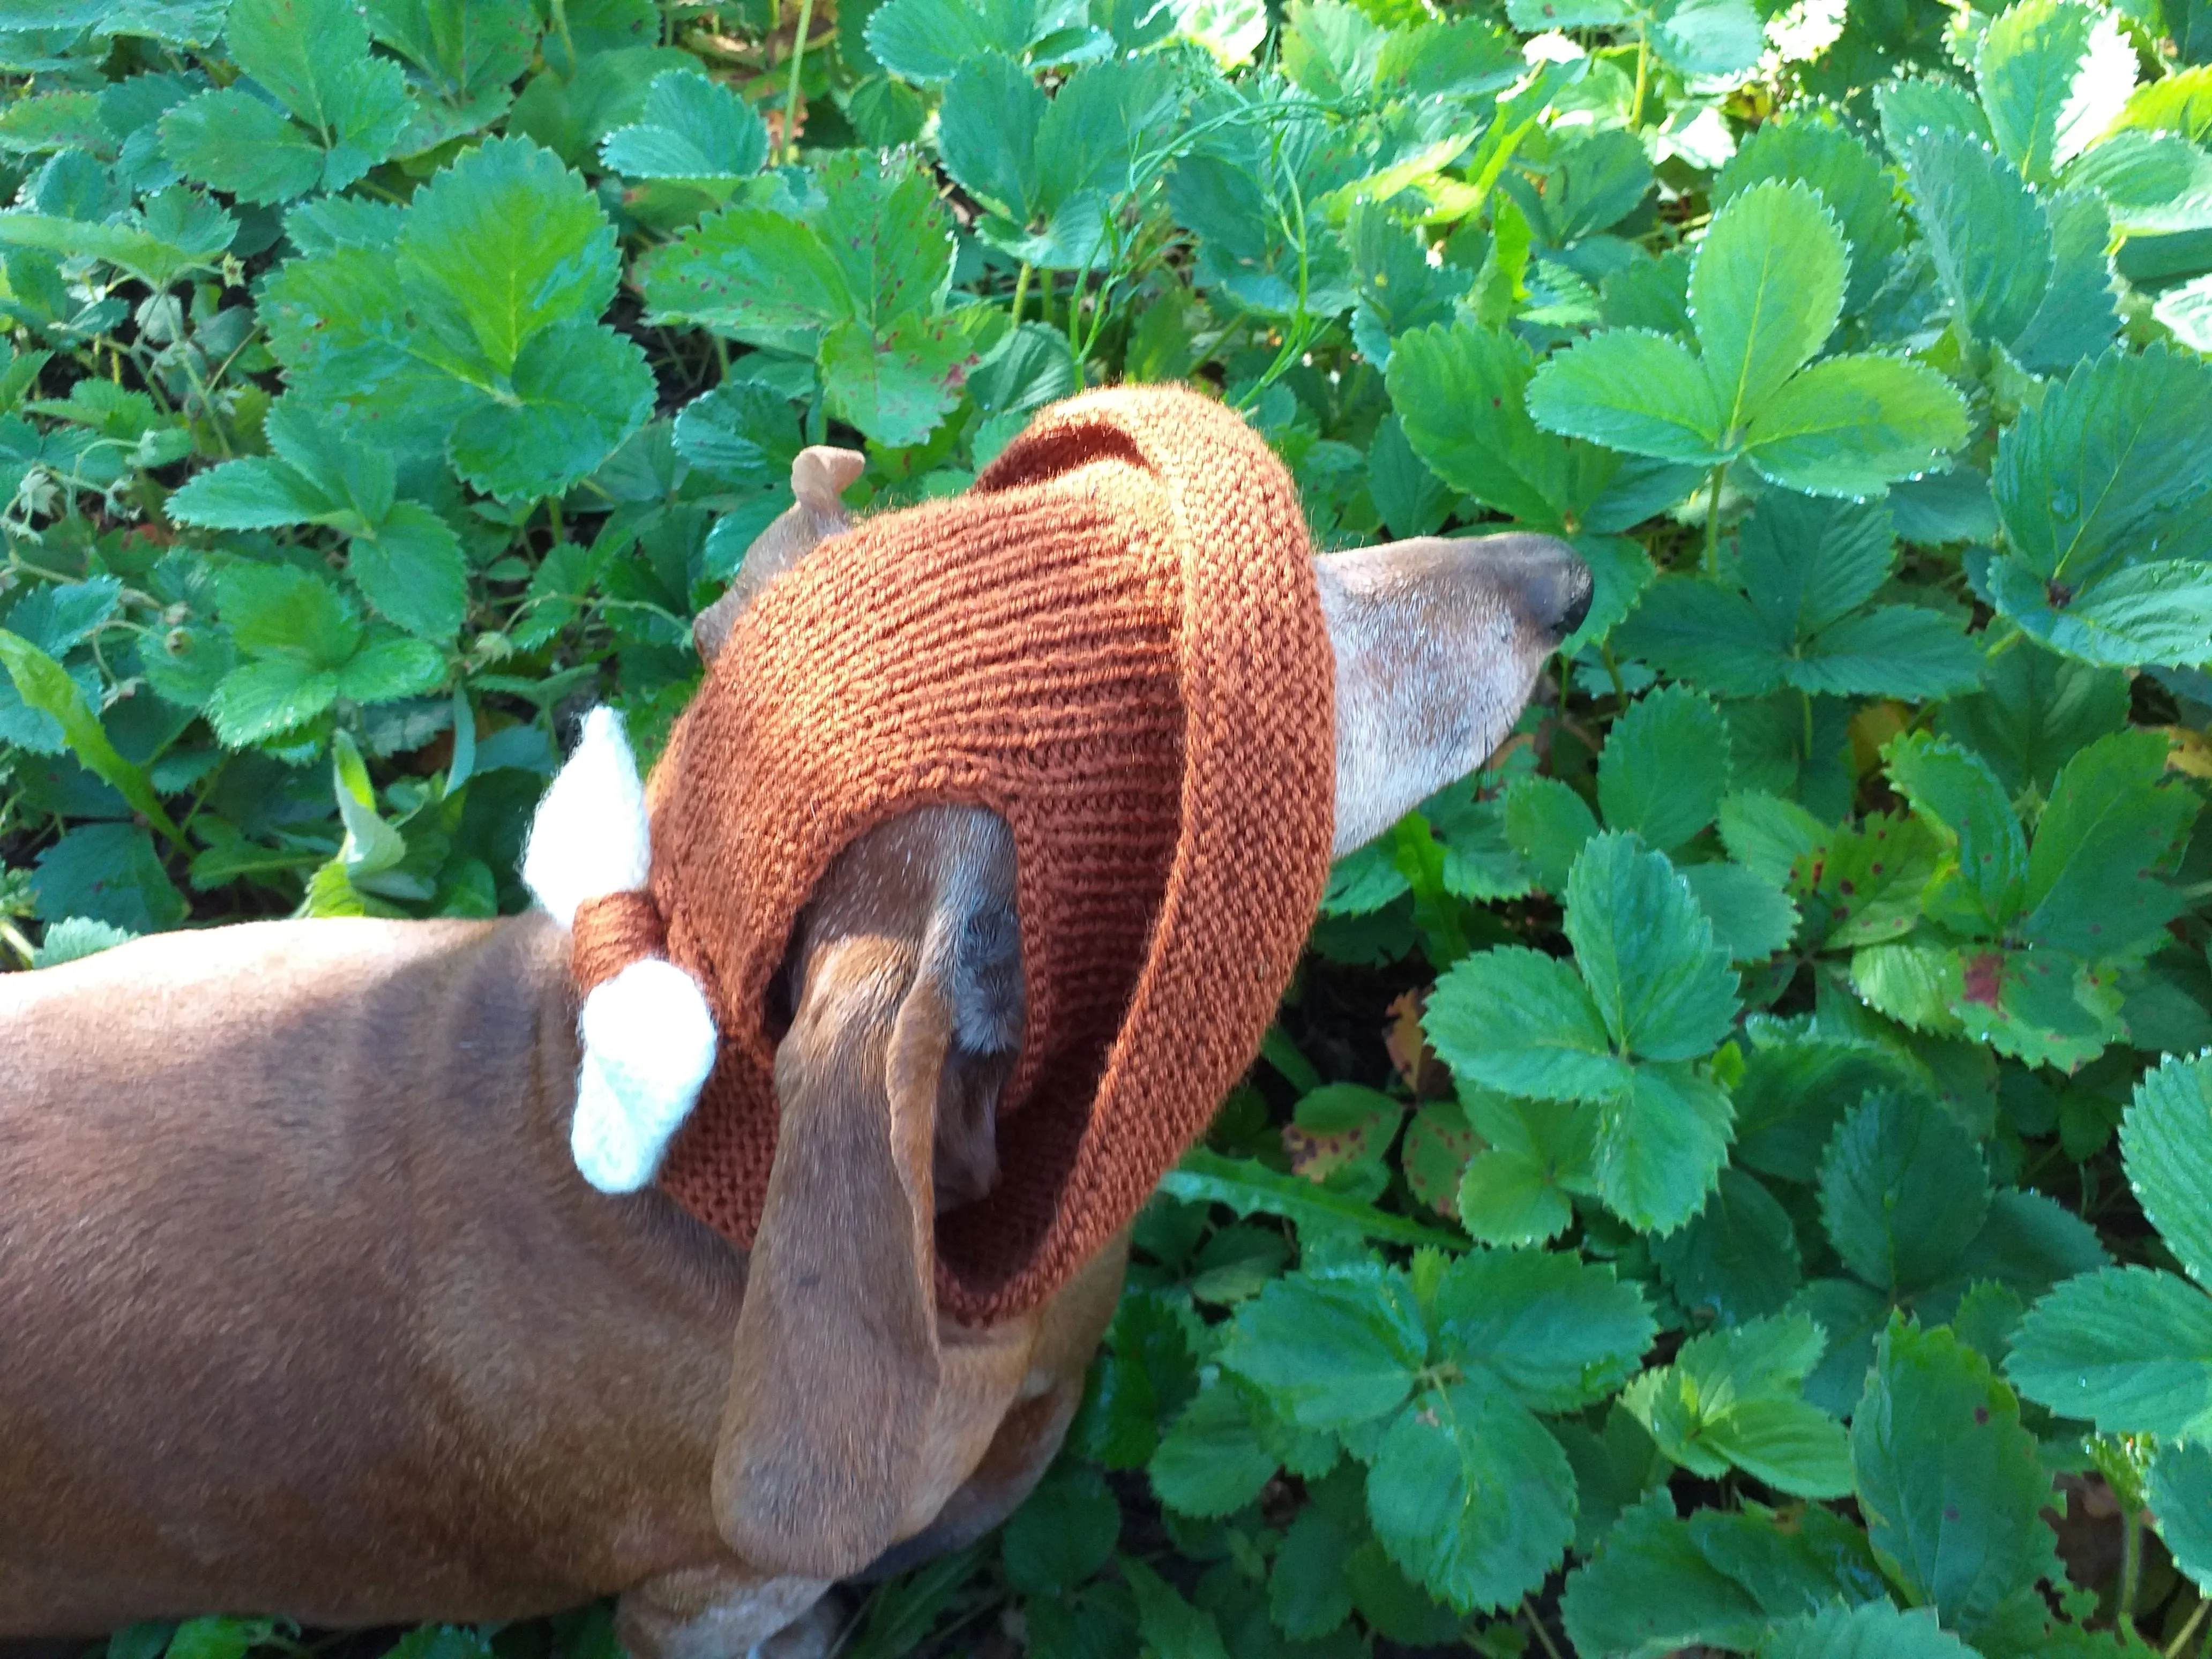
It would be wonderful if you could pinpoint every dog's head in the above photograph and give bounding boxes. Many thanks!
[693,440,1589,1581]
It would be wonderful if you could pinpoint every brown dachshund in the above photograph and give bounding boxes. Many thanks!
[0,445,1589,1656]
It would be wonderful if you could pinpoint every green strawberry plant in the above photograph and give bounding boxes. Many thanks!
[2010,1053,2212,1593]
[1528,176,1972,519]
[4,0,2212,1653]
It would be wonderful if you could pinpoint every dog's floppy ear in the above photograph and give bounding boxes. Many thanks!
[712,806,1021,1581]
[692,444,865,661]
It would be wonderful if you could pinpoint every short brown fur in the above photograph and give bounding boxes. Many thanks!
[0,827,1119,1648]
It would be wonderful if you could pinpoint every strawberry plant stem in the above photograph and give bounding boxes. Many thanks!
[1703,461,1726,572]
[549,0,574,70]
[1012,261,1032,327]
[2168,1597,2209,1658]
[782,0,814,162]
[1066,264,1089,356]
[1522,1597,1567,1659]
[2122,1505,2144,1620]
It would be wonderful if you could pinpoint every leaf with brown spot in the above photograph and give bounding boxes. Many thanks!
[1283,1083,1404,1183]
[1795,810,1937,949]
[1384,989,1452,1098]
[1401,1099,1476,1219]
[1961,950,2006,1009]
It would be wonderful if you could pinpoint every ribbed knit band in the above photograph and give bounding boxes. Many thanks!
[572,891,666,992]
[635,386,1334,1324]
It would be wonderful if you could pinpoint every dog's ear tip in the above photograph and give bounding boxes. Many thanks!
[713,929,944,1583]
[805,444,866,482]
[713,1460,917,1582]
[692,450,864,661]
[794,445,866,508]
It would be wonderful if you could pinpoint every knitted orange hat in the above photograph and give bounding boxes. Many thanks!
[555,385,1334,1326]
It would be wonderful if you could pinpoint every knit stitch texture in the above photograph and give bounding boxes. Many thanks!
[577,385,1335,1325]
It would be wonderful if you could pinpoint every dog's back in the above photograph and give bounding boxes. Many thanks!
[0,915,742,1629]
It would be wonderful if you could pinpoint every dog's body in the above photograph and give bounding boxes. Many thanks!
[0,437,1591,1656]
[3,840,1122,1654]
[4,912,752,1627]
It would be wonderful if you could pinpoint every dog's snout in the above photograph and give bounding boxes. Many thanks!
[1489,533,1592,644]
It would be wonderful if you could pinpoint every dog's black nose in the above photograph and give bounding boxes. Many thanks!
[1555,555,1594,640]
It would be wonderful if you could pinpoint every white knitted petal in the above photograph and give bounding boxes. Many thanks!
[521,706,652,927]
[570,958,719,1193]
